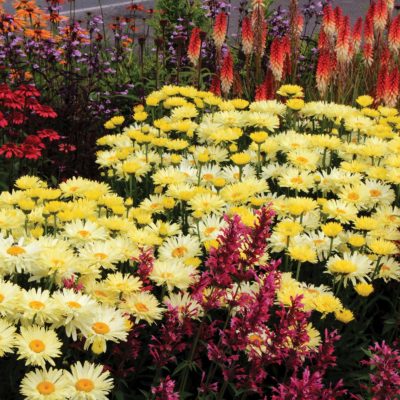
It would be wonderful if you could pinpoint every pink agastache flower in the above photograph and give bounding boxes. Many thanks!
[132,247,154,289]
[361,341,400,400]
[149,308,193,367]
[151,376,179,400]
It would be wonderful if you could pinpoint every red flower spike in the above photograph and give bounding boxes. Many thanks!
[210,74,221,97]
[220,49,234,95]
[241,16,254,56]
[335,15,351,64]
[388,15,400,54]
[213,12,227,49]
[352,17,363,53]
[374,0,388,31]
[316,50,335,97]
[188,27,201,66]
[363,42,374,66]
[322,4,336,38]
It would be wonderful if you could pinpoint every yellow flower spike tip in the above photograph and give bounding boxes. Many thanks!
[356,95,374,108]
[355,283,374,297]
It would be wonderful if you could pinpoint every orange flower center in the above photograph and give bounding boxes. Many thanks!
[37,381,55,395]
[94,253,108,260]
[67,301,81,309]
[75,378,94,393]
[135,302,149,312]
[92,322,110,335]
[204,227,217,236]
[78,230,90,238]
[29,339,45,353]
[0,294,4,303]
[347,192,359,201]
[6,246,26,256]
[29,300,45,310]
[172,246,188,258]
[369,189,381,197]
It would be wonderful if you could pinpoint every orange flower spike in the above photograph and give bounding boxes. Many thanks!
[388,15,400,54]
[333,6,344,35]
[295,14,304,38]
[241,16,253,56]
[373,0,388,32]
[188,27,201,66]
[213,12,227,49]
[220,49,234,95]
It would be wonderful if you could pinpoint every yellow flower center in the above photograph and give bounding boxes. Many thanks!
[290,176,303,184]
[296,156,308,164]
[94,253,108,260]
[92,322,110,335]
[0,294,4,303]
[75,379,94,393]
[160,272,174,279]
[6,246,26,256]
[248,333,263,346]
[172,246,188,258]
[69,186,79,192]
[203,173,214,181]
[67,301,81,309]
[29,339,45,353]
[37,381,55,395]
[78,230,90,238]
[29,300,45,310]
[135,302,149,312]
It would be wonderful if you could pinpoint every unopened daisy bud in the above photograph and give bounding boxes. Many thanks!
[231,152,251,166]
[355,282,374,297]
[162,197,175,209]
[133,104,144,113]
[213,177,226,188]
[250,131,268,144]
[31,226,44,238]
[331,128,339,135]
[368,239,397,255]
[229,143,238,153]
[198,153,210,163]
[125,198,133,207]
[104,120,115,130]
[356,95,374,108]
[335,308,354,323]
[286,98,305,111]
[192,210,204,219]
[92,337,106,354]
[170,154,182,164]
[18,199,35,212]
[322,222,343,237]
[348,235,365,248]
[133,111,148,122]
[111,116,125,126]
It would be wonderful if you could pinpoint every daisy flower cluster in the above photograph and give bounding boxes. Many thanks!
[98,85,400,326]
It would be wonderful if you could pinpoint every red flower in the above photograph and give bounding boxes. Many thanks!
[14,84,40,98]
[23,135,45,148]
[37,129,60,141]
[21,144,42,160]
[210,74,221,97]
[10,111,27,125]
[0,143,23,158]
[0,111,8,128]
[35,105,57,118]
[58,143,76,153]
[0,83,13,100]
[322,4,336,37]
